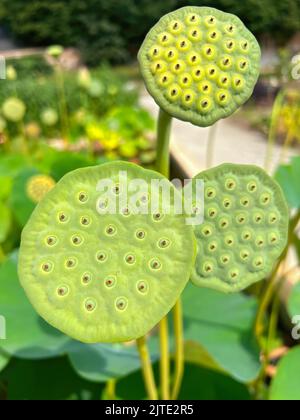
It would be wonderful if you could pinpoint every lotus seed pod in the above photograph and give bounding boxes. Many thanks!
[19,162,196,343]
[138,7,261,127]
[26,175,56,204]
[190,164,289,293]
[46,45,64,58]
[2,97,26,122]
[41,108,59,126]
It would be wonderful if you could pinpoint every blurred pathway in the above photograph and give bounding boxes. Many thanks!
[140,89,298,178]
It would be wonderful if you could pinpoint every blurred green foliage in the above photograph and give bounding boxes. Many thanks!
[1,0,300,65]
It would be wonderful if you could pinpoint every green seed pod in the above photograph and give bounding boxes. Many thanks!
[18,161,196,343]
[41,108,59,127]
[2,97,26,122]
[189,164,289,293]
[138,6,261,127]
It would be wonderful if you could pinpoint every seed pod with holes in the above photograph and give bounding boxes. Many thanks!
[189,163,289,293]
[138,6,261,127]
[18,161,196,343]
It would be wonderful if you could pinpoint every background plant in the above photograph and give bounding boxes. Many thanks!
[1,0,300,65]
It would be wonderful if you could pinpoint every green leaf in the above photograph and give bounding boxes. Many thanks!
[0,254,70,359]
[182,284,261,383]
[0,202,11,244]
[178,363,251,400]
[0,176,12,200]
[67,337,159,383]
[0,351,10,373]
[50,152,94,181]
[275,156,300,209]
[116,362,250,400]
[0,154,27,177]
[269,346,300,400]
[184,341,225,374]
[0,357,103,400]
[10,167,39,226]
[288,282,300,319]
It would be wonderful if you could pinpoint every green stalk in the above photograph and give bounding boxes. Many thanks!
[205,123,218,169]
[264,90,285,173]
[104,379,117,400]
[157,108,173,178]
[54,64,69,144]
[171,299,184,400]
[159,316,170,399]
[137,336,158,400]
[254,211,300,343]
[156,108,173,400]
[156,108,186,399]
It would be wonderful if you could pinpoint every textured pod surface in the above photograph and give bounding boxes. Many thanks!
[190,164,289,293]
[138,6,261,127]
[18,162,195,343]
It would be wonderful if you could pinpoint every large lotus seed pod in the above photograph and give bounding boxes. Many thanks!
[138,7,261,127]
[19,162,196,343]
[190,164,289,293]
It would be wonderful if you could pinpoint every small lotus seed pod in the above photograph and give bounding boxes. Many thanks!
[19,162,196,343]
[46,45,64,58]
[138,6,261,127]
[2,97,26,122]
[189,164,289,293]
[41,108,59,127]
[26,175,56,204]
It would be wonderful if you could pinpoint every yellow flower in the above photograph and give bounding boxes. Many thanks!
[86,123,105,141]
[101,132,121,151]
[26,175,56,203]
[6,65,17,81]
[78,68,91,89]
[25,122,41,139]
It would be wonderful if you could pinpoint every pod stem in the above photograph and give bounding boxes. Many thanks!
[171,299,184,400]
[254,211,300,343]
[156,107,185,399]
[264,90,285,173]
[104,379,117,400]
[157,108,173,178]
[137,336,158,400]
[205,123,218,169]
[159,316,170,399]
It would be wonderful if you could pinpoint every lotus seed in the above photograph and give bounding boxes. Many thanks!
[136,230,146,240]
[116,298,128,311]
[105,276,116,288]
[137,281,148,294]
[79,192,88,203]
[85,299,97,312]
[57,286,69,297]
[46,236,57,246]
[82,273,92,285]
